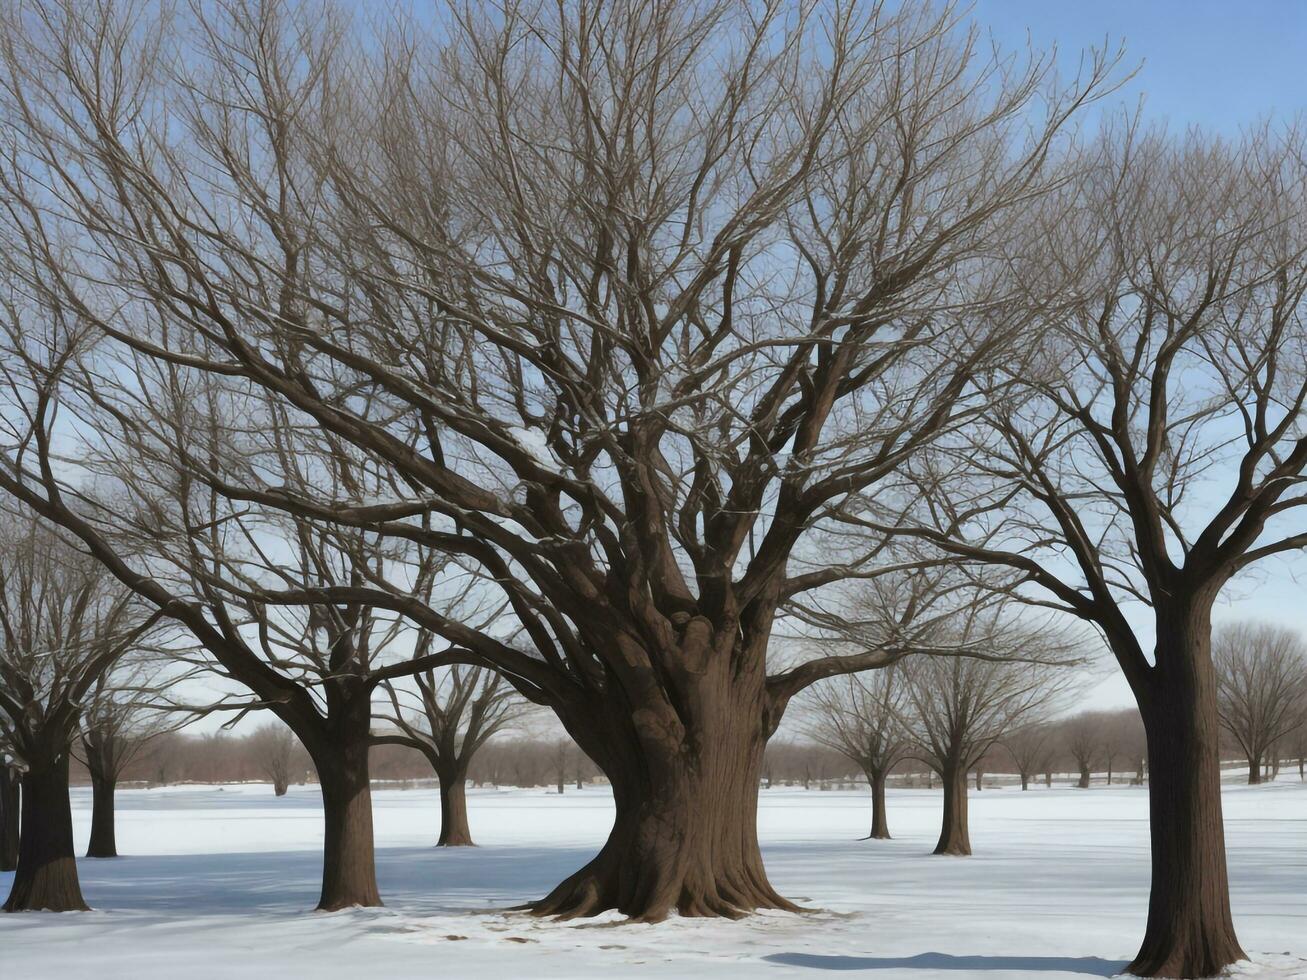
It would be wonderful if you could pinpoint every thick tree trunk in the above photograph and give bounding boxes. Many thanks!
[1246,753,1261,785]
[933,763,970,856]
[974,769,983,791]
[1,770,18,872]
[273,777,289,796]
[437,770,473,846]
[1077,765,1091,789]
[529,665,793,921]
[1020,772,1030,791]
[4,753,88,912]
[85,771,118,859]
[314,730,380,911]
[865,769,890,839]
[1127,601,1245,978]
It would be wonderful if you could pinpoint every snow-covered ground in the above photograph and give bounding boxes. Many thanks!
[2,780,1305,979]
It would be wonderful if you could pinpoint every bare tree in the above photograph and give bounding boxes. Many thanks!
[375,664,530,845]
[1212,622,1307,784]
[247,722,298,797]
[0,515,159,911]
[0,0,1118,921]
[898,616,1074,855]
[865,119,1307,973]
[75,659,178,858]
[1061,712,1107,789]
[1002,722,1056,790]
[802,668,909,839]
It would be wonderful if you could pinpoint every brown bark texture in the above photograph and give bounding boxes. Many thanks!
[4,754,88,912]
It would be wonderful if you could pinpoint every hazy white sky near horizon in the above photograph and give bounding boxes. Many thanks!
[175,1,1307,730]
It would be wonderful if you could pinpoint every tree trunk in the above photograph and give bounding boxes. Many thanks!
[313,727,380,911]
[974,769,983,791]
[85,771,118,859]
[1,770,18,872]
[437,771,473,847]
[4,753,88,912]
[529,666,794,921]
[866,769,890,839]
[1127,601,1245,978]
[1246,753,1261,785]
[933,763,970,856]
[1044,771,1052,787]
[1020,772,1029,791]
[1077,765,1091,789]
[273,777,289,796]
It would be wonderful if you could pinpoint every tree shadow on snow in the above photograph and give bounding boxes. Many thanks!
[763,952,1129,976]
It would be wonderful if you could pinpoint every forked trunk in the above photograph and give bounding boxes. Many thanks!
[1,770,18,872]
[314,732,380,911]
[4,753,88,912]
[933,763,970,856]
[866,768,890,839]
[437,769,473,846]
[1127,601,1245,978]
[530,662,793,921]
[86,771,118,858]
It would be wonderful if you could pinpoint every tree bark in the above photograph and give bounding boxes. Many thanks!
[866,768,890,839]
[273,777,289,796]
[1044,771,1052,787]
[528,665,794,921]
[1020,772,1029,791]
[1246,753,1261,785]
[4,753,88,912]
[437,770,473,847]
[1,770,18,872]
[85,771,118,859]
[313,722,380,911]
[974,769,983,791]
[1127,601,1246,978]
[933,763,970,856]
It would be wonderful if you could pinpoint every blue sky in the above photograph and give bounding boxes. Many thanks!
[973,0,1307,135]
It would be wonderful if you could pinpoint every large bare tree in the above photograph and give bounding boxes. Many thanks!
[0,0,1116,920]
[1212,622,1307,784]
[870,122,1307,974]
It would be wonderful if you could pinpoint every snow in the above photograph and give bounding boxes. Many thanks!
[2,781,1306,979]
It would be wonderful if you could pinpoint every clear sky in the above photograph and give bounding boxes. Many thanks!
[973,0,1307,135]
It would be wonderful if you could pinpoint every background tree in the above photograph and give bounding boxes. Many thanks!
[0,0,1118,921]
[1002,722,1056,790]
[802,668,909,839]
[898,615,1074,855]
[247,723,299,797]
[1062,713,1106,789]
[0,515,159,911]
[1212,622,1307,784]
[376,663,530,845]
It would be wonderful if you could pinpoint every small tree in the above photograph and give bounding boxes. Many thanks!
[1003,723,1056,790]
[803,668,909,839]
[1062,713,1107,789]
[376,664,530,845]
[1212,623,1307,784]
[248,723,298,796]
[899,617,1074,855]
